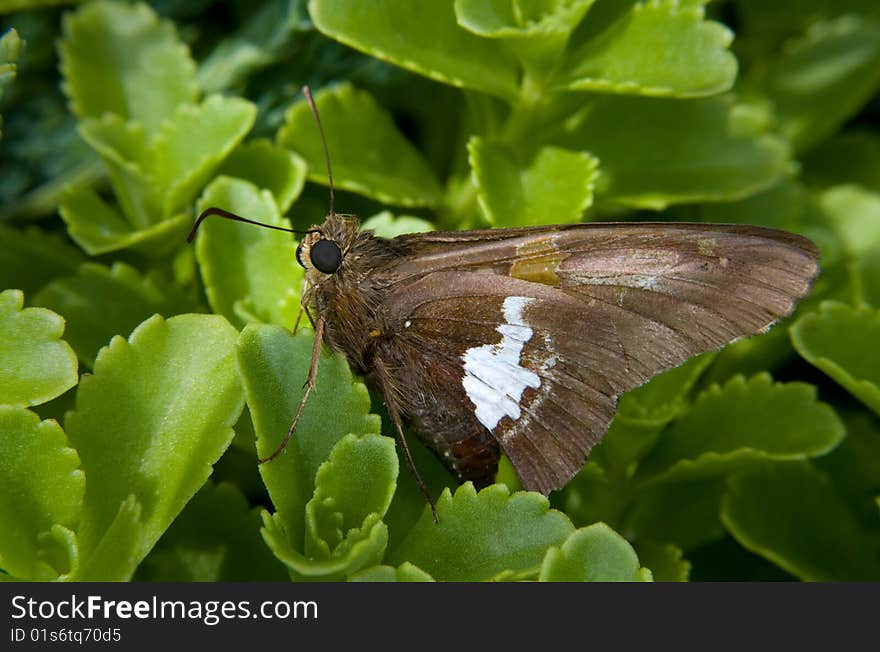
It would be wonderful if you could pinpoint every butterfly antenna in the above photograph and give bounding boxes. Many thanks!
[302,85,335,218]
[187,207,314,243]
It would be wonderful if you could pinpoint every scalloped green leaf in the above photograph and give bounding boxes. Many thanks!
[360,211,436,239]
[746,15,880,152]
[562,95,789,209]
[469,137,598,226]
[218,139,308,214]
[237,324,380,549]
[791,302,880,416]
[135,481,287,581]
[262,434,398,580]
[195,176,301,330]
[558,0,735,97]
[153,95,257,218]
[816,185,880,308]
[33,262,200,368]
[72,495,142,582]
[540,523,651,582]
[78,115,158,229]
[59,186,192,256]
[455,0,595,73]
[305,434,398,561]
[309,0,519,99]
[64,314,243,569]
[277,83,443,207]
[0,226,85,298]
[0,406,83,580]
[0,290,78,407]
[348,562,434,582]
[636,374,845,483]
[59,0,197,134]
[387,484,574,581]
[261,509,388,580]
[722,461,880,581]
[634,541,691,582]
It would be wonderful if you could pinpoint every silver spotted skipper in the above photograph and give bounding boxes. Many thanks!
[190,87,819,520]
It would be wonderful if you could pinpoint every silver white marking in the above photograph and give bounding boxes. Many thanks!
[462,296,540,431]
[404,320,411,328]
[578,274,659,290]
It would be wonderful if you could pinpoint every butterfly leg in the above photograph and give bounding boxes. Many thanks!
[374,359,439,524]
[292,278,316,335]
[259,314,325,464]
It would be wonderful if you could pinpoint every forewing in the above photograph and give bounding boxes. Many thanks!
[376,224,819,493]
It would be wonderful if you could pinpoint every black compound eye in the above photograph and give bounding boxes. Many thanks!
[310,239,342,274]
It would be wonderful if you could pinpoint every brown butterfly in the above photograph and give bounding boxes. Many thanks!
[191,88,819,520]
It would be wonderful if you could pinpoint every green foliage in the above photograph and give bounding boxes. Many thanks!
[2,0,879,582]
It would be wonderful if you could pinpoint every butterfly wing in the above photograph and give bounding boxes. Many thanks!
[371,223,819,493]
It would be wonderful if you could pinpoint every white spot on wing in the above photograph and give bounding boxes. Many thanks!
[462,296,541,431]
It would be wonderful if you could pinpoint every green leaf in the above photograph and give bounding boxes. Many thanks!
[33,262,200,368]
[309,0,520,99]
[634,541,691,582]
[260,434,399,580]
[153,95,257,218]
[59,0,197,134]
[626,476,728,550]
[195,176,301,330]
[817,410,880,533]
[360,211,436,239]
[64,314,243,571]
[237,324,380,549]
[721,461,880,581]
[539,523,651,582]
[73,495,143,582]
[0,406,83,580]
[78,115,158,229]
[218,139,308,214]
[197,0,311,94]
[558,0,736,97]
[791,302,880,416]
[0,28,21,138]
[59,186,192,256]
[261,508,388,580]
[135,481,287,581]
[277,83,443,207]
[636,373,845,483]
[348,562,434,582]
[746,15,880,152]
[0,226,85,298]
[305,434,398,561]
[0,290,78,407]
[0,28,19,96]
[455,0,596,73]
[560,462,630,529]
[387,484,574,581]
[562,95,789,209]
[597,353,716,471]
[815,186,880,308]
[469,137,598,226]
[616,353,717,427]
